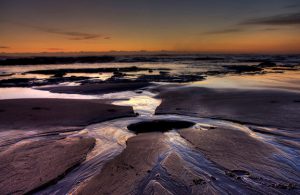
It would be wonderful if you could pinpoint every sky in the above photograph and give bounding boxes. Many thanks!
[1,0,300,54]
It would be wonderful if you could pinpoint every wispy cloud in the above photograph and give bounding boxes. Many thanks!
[202,12,293,36]
[203,28,244,35]
[3,20,110,40]
[241,12,300,26]
[0,46,10,49]
[283,4,300,9]
[33,26,105,40]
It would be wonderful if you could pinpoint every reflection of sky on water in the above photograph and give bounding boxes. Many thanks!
[193,71,300,92]
[102,91,161,118]
[0,87,98,100]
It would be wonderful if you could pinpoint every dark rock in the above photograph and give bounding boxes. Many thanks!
[205,71,225,76]
[0,76,93,87]
[193,178,206,185]
[52,72,66,78]
[223,65,263,73]
[136,74,205,83]
[0,72,14,77]
[0,78,37,87]
[270,183,297,190]
[257,61,277,68]
[159,71,169,75]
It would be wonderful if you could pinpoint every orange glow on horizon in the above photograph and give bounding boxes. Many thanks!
[1,21,300,54]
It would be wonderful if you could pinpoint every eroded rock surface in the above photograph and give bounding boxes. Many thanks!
[156,87,300,129]
[179,126,300,192]
[76,133,170,195]
[0,136,95,195]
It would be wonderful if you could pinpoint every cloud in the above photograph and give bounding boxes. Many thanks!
[260,28,280,31]
[33,26,104,40]
[0,46,10,49]
[283,4,300,9]
[241,12,300,26]
[3,20,110,40]
[203,28,244,35]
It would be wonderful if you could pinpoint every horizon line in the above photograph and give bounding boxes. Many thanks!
[1,50,300,56]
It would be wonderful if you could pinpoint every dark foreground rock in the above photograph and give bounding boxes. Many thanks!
[0,136,95,195]
[156,87,300,129]
[0,98,135,131]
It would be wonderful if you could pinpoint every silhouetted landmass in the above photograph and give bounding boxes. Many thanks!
[0,56,115,65]
[26,66,158,75]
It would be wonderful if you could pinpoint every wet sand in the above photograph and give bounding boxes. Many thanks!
[0,98,135,131]
[156,86,300,129]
